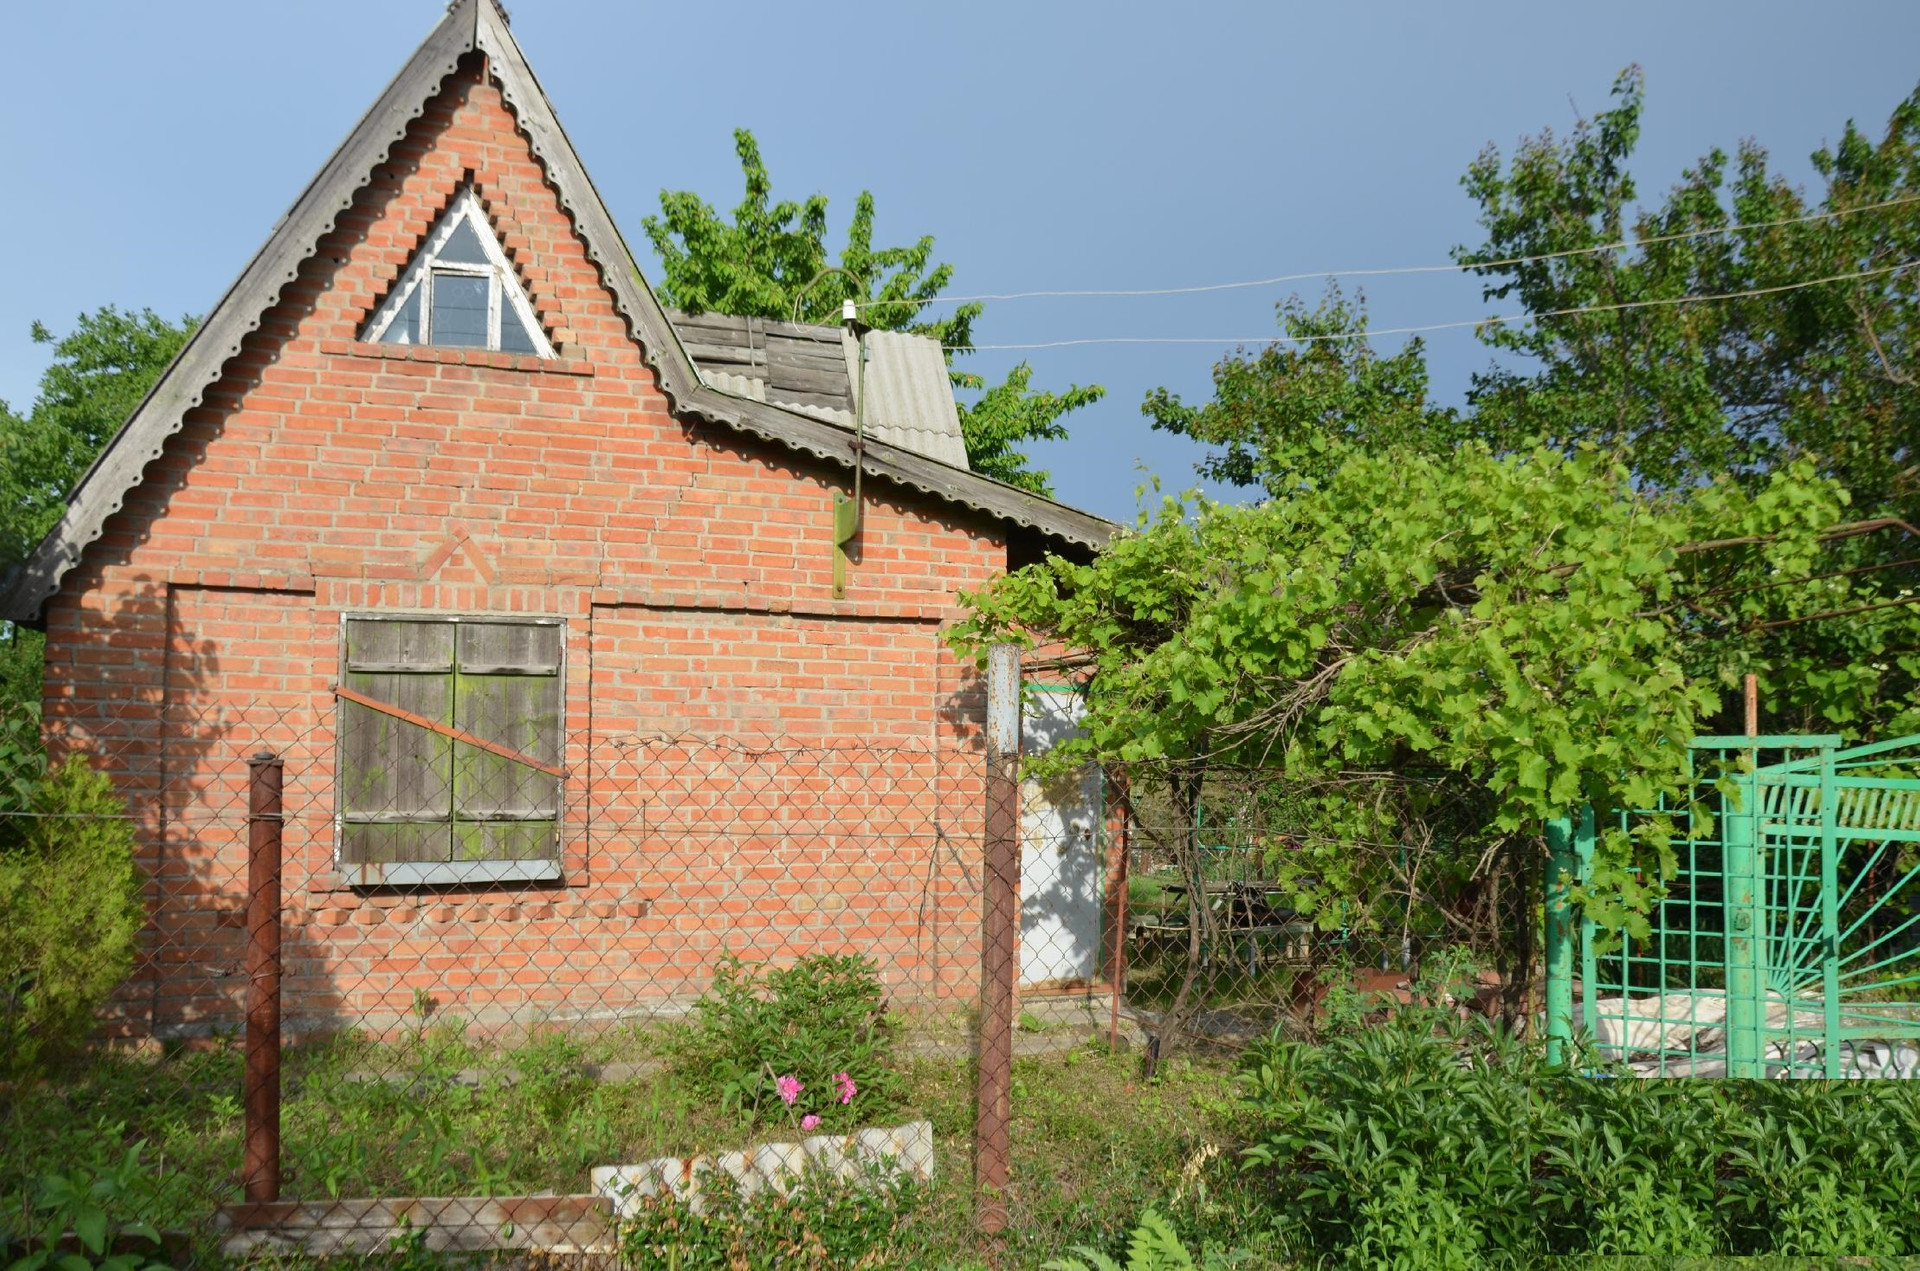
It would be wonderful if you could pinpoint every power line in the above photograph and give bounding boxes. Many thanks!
[943,259,1919,352]
[862,191,1920,314]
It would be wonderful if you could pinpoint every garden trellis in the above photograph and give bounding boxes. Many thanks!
[1546,733,1920,1078]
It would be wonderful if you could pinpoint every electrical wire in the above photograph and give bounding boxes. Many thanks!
[940,258,1919,352]
[857,190,1920,314]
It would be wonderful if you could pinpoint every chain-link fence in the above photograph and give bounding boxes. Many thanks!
[2,655,1525,1261]
[1117,761,1528,1067]
[2,648,1157,1261]
[3,673,1022,1258]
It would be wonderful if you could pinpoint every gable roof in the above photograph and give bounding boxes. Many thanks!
[0,0,1112,624]
[672,311,970,469]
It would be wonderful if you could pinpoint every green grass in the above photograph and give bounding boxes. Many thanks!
[1,1024,1263,1267]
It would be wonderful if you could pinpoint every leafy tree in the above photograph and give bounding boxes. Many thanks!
[950,441,1849,933]
[957,362,1104,493]
[1150,72,1920,742]
[1,307,197,568]
[644,129,1100,495]
[0,306,196,712]
[1455,67,1920,515]
[1145,286,1465,495]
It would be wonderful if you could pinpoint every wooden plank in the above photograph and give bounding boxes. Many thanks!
[689,388,1116,550]
[680,341,766,367]
[339,673,453,820]
[458,621,560,673]
[346,618,454,672]
[336,684,566,779]
[454,673,562,818]
[765,387,854,413]
[668,310,751,333]
[765,339,850,366]
[765,366,853,397]
[219,1194,614,1257]
[762,316,849,339]
[454,818,559,861]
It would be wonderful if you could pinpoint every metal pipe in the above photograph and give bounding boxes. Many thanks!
[975,646,1020,1235]
[244,751,284,1204]
[1109,769,1130,1052]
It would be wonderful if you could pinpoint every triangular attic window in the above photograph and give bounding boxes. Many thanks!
[362,188,551,356]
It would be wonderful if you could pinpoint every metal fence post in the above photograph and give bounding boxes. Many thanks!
[975,646,1020,1234]
[1723,775,1765,1076]
[244,751,284,1204]
[1725,675,1767,1077]
[1544,814,1576,1066]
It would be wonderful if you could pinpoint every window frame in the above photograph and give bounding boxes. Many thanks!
[359,188,554,357]
[333,611,568,889]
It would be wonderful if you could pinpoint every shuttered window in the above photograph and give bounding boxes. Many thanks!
[337,616,563,884]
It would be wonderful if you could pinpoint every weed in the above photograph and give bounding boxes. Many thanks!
[3,1142,171,1271]
[1239,1003,1920,1263]
[619,1164,922,1269]
[662,953,899,1131]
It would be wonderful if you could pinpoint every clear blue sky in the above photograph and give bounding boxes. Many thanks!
[3,2,1916,523]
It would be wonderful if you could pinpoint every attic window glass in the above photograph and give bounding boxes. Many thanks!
[336,615,564,885]
[361,188,552,357]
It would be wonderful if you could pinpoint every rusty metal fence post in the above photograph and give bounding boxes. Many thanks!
[244,750,284,1204]
[975,645,1020,1234]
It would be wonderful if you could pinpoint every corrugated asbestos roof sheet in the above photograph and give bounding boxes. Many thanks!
[668,311,970,471]
[860,331,969,470]
[0,0,1114,624]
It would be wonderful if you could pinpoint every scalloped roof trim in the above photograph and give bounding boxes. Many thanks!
[0,0,1111,623]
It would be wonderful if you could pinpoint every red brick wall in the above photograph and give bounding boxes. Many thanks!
[42,55,999,1041]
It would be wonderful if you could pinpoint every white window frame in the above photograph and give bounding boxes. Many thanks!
[360,187,554,357]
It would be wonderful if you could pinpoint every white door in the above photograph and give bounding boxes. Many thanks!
[1019,689,1104,987]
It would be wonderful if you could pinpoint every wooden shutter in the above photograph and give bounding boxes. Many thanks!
[339,619,455,864]
[452,621,562,861]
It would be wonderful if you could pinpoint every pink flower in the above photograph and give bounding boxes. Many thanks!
[833,1072,857,1105]
[801,1114,821,1131]
[775,1074,802,1106]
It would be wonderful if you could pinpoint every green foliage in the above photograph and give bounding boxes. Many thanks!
[4,1143,170,1271]
[1042,1207,1246,1271]
[955,361,1104,495]
[1146,71,1920,749]
[1458,68,1920,515]
[951,439,1846,929]
[1,1024,1256,1268]
[663,953,900,1130]
[643,128,1100,495]
[0,745,144,1079]
[618,1165,923,1270]
[1146,287,1464,496]
[0,307,197,571]
[1238,1006,1920,1262]
[643,129,974,347]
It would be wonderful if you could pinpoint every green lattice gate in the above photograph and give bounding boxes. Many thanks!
[1545,734,1920,1077]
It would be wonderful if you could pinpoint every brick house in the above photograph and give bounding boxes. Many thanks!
[0,0,1112,1040]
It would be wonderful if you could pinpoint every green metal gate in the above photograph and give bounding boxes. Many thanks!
[1545,733,1920,1077]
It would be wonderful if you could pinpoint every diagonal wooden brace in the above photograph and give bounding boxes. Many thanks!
[333,683,569,778]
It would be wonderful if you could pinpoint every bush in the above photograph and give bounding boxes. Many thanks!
[0,748,144,1078]
[1238,1005,1920,1264]
[664,953,900,1132]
